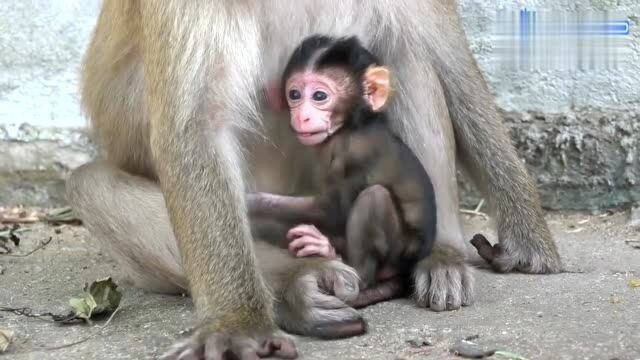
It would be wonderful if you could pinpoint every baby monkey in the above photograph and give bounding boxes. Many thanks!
[252,35,437,305]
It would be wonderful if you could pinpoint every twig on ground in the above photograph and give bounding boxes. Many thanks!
[460,209,489,218]
[474,199,485,212]
[0,307,72,323]
[0,216,40,224]
[1,237,52,257]
[7,307,123,354]
[43,307,122,351]
[460,200,488,218]
[0,207,42,224]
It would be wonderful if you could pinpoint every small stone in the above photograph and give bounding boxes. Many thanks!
[0,265,4,275]
[536,312,544,317]
[406,339,433,348]
[449,340,496,359]
[610,294,623,304]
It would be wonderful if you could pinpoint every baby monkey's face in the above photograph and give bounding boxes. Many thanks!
[284,68,354,146]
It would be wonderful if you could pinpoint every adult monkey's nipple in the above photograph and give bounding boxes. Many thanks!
[264,80,285,112]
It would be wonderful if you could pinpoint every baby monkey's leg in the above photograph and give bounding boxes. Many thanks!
[345,185,403,288]
[284,220,407,309]
[249,187,409,307]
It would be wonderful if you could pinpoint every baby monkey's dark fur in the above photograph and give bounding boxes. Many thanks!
[256,35,438,294]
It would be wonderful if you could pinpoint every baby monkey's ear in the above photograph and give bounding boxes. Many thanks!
[363,66,391,111]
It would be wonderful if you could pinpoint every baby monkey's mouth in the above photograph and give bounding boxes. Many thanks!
[295,130,328,146]
[297,131,324,137]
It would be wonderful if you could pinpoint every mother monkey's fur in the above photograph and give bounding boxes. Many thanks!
[67,1,563,358]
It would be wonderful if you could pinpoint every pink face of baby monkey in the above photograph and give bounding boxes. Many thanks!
[284,70,352,146]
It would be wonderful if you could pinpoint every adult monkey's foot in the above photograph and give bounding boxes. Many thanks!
[412,244,475,312]
[470,224,563,274]
[160,327,298,360]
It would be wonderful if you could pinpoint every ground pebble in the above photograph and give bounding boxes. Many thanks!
[449,340,496,359]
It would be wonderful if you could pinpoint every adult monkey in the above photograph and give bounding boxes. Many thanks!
[67,1,563,359]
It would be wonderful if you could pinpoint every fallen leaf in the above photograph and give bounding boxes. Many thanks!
[44,207,82,225]
[0,225,29,254]
[68,277,122,324]
[629,279,640,289]
[69,294,98,321]
[0,329,15,353]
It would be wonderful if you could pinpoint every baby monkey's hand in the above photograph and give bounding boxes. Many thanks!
[287,224,337,259]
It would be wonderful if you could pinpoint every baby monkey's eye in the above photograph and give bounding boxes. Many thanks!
[288,89,301,100]
[312,91,328,102]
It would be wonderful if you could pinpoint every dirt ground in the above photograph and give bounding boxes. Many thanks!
[1,209,639,360]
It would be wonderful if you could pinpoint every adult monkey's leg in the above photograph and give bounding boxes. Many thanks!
[66,161,365,342]
[139,4,289,357]
[383,1,563,274]
[374,38,474,312]
[77,1,295,358]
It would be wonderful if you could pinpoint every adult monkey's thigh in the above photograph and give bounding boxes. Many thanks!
[380,1,562,274]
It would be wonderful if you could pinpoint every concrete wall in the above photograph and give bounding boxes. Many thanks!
[1,0,638,209]
[0,0,99,205]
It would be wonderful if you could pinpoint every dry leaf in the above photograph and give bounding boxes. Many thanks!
[68,277,122,324]
[0,224,29,254]
[629,279,640,289]
[44,207,82,225]
[0,329,15,353]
